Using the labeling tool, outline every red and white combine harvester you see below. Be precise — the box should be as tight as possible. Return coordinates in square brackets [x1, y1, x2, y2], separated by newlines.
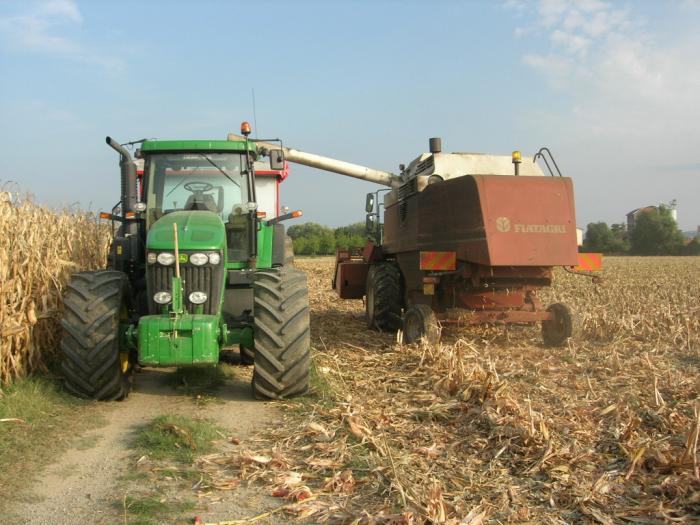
[226, 133, 602, 345]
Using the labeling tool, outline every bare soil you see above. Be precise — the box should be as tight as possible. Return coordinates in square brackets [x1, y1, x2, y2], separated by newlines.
[6, 366, 290, 524]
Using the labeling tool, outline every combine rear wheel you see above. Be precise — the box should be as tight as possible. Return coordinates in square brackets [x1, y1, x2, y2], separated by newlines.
[366, 262, 402, 331]
[252, 267, 310, 399]
[542, 302, 573, 347]
[403, 304, 441, 344]
[61, 270, 133, 400]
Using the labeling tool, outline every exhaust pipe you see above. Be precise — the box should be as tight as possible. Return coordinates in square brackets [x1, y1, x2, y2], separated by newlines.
[106, 136, 138, 233]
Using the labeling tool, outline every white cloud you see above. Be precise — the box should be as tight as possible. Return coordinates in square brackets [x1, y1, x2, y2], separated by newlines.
[551, 29, 590, 56]
[509, 0, 700, 228]
[0, 0, 124, 72]
[516, 1, 700, 143]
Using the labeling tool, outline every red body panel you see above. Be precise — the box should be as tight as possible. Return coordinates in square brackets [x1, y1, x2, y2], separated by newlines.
[332, 248, 369, 299]
[478, 176, 578, 266]
[383, 175, 578, 267]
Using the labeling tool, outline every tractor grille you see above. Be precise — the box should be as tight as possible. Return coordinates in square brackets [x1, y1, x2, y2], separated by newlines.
[147, 263, 223, 315]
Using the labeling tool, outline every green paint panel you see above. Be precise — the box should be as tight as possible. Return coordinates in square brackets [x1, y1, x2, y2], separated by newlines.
[141, 140, 257, 154]
[138, 314, 220, 366]
[147, 211, 226, 251]
[256, 223, 273, 268]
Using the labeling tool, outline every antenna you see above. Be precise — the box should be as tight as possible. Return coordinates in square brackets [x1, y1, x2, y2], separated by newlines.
[251, 88, 258, 138]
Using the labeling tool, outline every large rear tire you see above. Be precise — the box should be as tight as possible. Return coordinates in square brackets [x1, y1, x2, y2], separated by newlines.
[366, 262, 402, 331]
[252, 267, 310, 399]
[61, 270, 133, 401]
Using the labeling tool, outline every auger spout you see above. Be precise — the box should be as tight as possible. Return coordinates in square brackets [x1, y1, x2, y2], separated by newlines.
[227, 133, 402, 188]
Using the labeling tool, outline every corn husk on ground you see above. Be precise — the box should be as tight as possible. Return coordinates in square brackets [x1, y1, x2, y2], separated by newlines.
[0, 190, 110, 383]
[198, 257, 700, 524]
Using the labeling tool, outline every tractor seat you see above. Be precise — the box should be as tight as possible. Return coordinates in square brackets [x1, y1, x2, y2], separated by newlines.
[184, 193, 218, 212]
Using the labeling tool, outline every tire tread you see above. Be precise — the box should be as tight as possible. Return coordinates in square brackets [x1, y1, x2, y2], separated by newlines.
[252, 267, 310, 399]
[60, 270, 131, 401]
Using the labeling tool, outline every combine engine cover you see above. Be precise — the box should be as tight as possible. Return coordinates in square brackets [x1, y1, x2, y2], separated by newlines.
[383, 174, 578, 267]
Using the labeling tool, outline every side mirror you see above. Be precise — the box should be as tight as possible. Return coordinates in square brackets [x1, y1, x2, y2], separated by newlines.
[365, 213, 375, 235]
[269, 149, 285, 170]
[365, 193, 375, 213]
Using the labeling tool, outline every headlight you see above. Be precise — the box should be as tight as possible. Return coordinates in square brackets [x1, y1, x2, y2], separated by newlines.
[189, 252, 208, 266]
[208, 252, 221, 265]
[153, 291, 172, 304]
[157, 252, 175, 265]
[147, 252, 157, 264]
[189, 291, 208, 304]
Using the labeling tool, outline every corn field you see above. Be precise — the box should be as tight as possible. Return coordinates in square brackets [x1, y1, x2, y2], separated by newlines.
[1, 195, 698, 521]
[198, 256, 700, 523]
[0, 190, 110, 384]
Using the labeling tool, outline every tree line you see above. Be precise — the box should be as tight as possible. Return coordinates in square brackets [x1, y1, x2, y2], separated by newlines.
[289, 207, 700, 257]
[287, 222, 367, 256]
[583, 206, 699, 255]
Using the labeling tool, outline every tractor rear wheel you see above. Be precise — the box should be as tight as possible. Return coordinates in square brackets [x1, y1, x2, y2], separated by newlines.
[403, 304, 441, 344]
[366, 262, 402, 331]
[542, 302, 573, 347]
[252, 266, 310, 399]
[61, 270, 133, 400]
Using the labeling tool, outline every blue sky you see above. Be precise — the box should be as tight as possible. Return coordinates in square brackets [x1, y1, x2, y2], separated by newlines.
[1, 0, 699, 230]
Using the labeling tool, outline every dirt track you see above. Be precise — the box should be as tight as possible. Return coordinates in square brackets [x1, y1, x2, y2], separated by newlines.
[7, 367, 288, 525]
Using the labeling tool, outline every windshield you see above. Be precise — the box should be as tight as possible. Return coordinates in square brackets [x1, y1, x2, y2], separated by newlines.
[145, 153, 249, 225]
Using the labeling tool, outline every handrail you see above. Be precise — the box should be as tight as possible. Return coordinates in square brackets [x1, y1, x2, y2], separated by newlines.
[533, 147, 563, 177]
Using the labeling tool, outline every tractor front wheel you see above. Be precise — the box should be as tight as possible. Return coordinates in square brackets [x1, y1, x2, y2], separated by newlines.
[252, 267, 310, 399]
[239, 345, 254, 366]
[61, 270, 133, 400]
[402, 304, 441, 345]
[542, 302, 573, 347]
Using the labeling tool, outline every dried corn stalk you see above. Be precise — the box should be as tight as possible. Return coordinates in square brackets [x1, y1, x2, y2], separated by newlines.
[0, 190, 110, 383]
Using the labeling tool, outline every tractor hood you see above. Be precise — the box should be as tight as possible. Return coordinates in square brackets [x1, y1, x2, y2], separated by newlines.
[147, 211, 226, 251]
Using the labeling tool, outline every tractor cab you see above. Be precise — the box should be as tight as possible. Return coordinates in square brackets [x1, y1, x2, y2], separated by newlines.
[139, 141, 258, 266]
[143, 150, 250, 223]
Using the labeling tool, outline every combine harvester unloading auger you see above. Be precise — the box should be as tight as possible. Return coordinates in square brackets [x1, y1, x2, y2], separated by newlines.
[229, 131, 600, 346]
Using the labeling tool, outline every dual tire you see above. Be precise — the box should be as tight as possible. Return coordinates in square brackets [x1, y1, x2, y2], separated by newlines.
[365, 262, 440, 344]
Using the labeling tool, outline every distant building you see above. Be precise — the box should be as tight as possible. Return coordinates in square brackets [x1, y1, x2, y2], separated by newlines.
[626, 200, 678, 232]
[626, 206, 657, 232]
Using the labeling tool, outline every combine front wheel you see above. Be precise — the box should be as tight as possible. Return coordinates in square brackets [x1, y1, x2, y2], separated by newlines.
[61, 270, 133, 400]
[252, 267, 310, 399]
[366, 262, 402, 331]
[542, 302, 573, 347]
[402, 304, 441, 345]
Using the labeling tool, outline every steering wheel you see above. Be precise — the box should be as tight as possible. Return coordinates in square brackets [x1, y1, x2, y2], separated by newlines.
[184, 181, 214, 193]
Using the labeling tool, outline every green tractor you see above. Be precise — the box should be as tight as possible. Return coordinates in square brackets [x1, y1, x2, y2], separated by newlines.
[60, 123, 310, 400]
